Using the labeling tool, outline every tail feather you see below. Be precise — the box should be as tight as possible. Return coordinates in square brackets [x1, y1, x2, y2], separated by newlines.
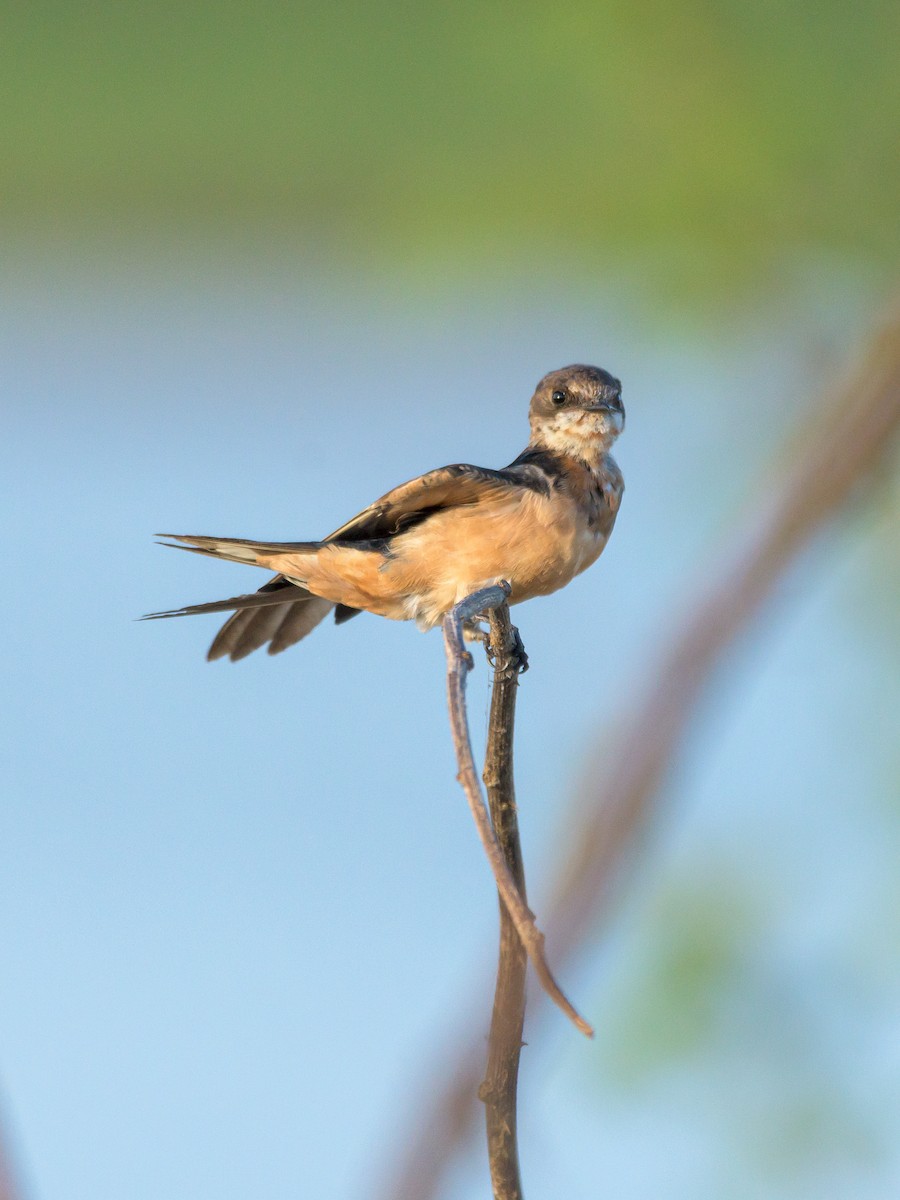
[157, 533, 321, 567]
[269, 597, 334, 655]
[150, 534, 335, 662]
[208, 595, 333, 661]
[142, 587, 305, 621]
[218, 605, 291, 662]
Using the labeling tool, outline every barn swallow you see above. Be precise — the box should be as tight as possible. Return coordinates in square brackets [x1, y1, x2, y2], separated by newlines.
[146, 364, 625, 661]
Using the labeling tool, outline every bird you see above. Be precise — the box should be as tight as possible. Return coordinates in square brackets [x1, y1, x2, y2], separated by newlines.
[145, 364, 625, 662]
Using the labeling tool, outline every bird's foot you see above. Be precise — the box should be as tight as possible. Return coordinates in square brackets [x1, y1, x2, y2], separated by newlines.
[507, 625, 529, 675]
[485, 622, 529, 677]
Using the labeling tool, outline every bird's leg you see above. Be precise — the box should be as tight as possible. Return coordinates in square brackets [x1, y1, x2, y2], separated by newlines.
[445, 585, 511, 674]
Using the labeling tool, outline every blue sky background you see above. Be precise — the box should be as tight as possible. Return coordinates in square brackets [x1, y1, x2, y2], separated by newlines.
[2, 248, 898, 1199]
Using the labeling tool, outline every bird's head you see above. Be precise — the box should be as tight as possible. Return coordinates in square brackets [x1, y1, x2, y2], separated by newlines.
[528, 364, 624, 460]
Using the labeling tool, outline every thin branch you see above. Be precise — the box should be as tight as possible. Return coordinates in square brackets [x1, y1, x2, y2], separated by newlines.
[379, 302, 900, 1200]
[479, 604, 528, 1200]
[442, 585, 592, 1038]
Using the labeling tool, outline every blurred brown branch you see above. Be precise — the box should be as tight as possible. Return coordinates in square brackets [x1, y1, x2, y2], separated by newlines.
[0, 1106, 25, 1200]
[382, 303, 900, 1200]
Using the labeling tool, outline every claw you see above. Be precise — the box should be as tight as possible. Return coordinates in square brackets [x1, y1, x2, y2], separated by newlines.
[510, 626, 529, 674]
[486, 623, 528, 678]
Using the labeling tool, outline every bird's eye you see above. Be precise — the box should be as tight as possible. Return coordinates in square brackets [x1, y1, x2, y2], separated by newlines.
[551, 390, 567, 406]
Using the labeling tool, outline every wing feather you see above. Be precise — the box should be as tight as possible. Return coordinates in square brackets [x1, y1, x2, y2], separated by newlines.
[325, 464, 524, 543]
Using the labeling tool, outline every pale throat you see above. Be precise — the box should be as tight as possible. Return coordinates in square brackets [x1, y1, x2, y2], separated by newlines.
[530, 411, 619, 466]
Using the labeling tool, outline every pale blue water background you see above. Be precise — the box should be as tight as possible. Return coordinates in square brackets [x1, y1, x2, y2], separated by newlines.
[1, 248, 898, 1198]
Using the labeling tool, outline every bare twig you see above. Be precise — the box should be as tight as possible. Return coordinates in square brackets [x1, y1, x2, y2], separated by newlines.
[380, 304, 900, 1200]
[479, 604, 528, 1200]
[442, 585, 593, 1038]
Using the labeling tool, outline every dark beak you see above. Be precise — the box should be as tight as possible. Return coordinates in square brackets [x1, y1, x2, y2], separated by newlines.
[589, 394, 623, 415]
[591, 381, 623, 413]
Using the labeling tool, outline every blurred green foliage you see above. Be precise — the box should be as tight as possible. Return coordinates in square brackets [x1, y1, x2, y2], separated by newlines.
[593, 876, 888, 1185]
[2, 1, 897, 293]
[596, 879, 758, 1084]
